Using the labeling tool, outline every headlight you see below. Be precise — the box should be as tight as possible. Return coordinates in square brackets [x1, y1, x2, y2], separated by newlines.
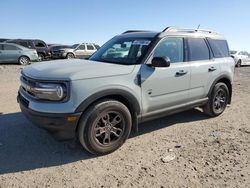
[34, 83, 67, 101]
[20, 74, 69, 102]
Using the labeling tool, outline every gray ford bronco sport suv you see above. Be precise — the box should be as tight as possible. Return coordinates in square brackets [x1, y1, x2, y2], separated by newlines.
[18, 27, 235, 155]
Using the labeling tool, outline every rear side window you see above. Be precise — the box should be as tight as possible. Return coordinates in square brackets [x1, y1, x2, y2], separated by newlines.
[187, 38, 210, 61]
[3, 44, 20, 50]
[207, 39, 229, 58]
[87, 44, 95, 50]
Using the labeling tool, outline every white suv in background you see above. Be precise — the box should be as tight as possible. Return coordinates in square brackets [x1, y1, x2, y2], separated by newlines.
[57, 43, 100, 59]
[230, 50, 250, 67]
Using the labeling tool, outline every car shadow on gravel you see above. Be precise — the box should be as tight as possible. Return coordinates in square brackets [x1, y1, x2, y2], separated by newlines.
[0, 112, 94, 175]
[0, 109, 208, 174]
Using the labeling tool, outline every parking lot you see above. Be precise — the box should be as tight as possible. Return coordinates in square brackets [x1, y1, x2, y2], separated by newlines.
[0, 64, 250, 187]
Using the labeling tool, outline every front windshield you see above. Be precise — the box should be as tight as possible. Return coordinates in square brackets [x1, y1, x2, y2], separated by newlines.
[89, 37, 152, 65]
[71, 44, 79, 49]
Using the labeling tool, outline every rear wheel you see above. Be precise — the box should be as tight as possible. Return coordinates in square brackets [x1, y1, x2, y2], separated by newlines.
[18, 56, 30, 65]
[78, 100, 132, 155]
[203, 83, 229, 117]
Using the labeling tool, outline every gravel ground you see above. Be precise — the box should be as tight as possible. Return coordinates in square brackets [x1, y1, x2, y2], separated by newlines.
[0, 64, 250, 188]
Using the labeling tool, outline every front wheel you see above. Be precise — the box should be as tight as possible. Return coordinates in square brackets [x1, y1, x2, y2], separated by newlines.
[66, 53, 75, 59]
[203, 82, 229, 117]
[236, 60, 241, 67]
[78, 100, 132, 155]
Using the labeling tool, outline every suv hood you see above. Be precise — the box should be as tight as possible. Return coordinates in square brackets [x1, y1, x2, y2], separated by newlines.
[62, 48, 74, 52]
[22, 59, 136, 81]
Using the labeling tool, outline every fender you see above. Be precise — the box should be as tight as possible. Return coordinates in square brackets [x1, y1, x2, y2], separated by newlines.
[207, 74, 232, 104]
[75, 88, 141, 115]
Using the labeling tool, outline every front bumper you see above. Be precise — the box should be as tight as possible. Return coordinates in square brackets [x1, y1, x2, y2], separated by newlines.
[17, 93, 82, 140]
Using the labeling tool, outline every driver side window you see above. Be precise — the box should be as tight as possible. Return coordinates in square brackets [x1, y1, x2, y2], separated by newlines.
[78, 45, 86, 50]
[153, 37, 184, 63]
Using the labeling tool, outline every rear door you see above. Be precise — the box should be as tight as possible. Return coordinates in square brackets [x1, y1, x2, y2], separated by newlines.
[86, 44, 96, 57]
[188, 38, 220, 100]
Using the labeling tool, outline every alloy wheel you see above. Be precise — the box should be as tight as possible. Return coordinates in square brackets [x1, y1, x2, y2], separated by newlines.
[94, 111, 125, 146]
[213, 88, 227, 113]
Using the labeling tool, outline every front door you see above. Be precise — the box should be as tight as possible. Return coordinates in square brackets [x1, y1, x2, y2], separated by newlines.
[141, 37, 190, 114]
[74, 44, 86, 59]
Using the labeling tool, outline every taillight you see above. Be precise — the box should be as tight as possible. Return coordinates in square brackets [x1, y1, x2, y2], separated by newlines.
[33, 51, 37, 55]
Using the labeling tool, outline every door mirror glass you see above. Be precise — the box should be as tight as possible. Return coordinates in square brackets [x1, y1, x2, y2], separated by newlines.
[151, 56, 170, 67]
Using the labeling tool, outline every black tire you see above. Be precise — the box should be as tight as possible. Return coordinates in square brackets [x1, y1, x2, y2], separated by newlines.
[236, 60, 241, 67]
[78, 100, 132, 155]
[66, 53, 75, 59]
[18, 56, 30, 65]
[38, 53, 44, 61]
[203, 82, 229, 117]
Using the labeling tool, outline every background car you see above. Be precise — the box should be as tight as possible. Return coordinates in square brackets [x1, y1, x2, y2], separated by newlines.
[5, 39, 51, 61]
[49, 44, 70, 59]
[230, 50, 250, 67]
[0, 38, 9, 42]
[0, 43, 39, 65]
[59, 43, 100, 59]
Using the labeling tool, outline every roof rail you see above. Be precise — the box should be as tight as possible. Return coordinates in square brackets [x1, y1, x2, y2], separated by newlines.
[162, 27, 219, 35]
[122, 30, 151, 34]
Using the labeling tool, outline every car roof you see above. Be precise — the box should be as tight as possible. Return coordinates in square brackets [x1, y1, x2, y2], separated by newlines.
[120, 31, 159, 38]
[0, 42, 29, 49]
[120, 27, 226, 40]
[6, 39, 46, 42]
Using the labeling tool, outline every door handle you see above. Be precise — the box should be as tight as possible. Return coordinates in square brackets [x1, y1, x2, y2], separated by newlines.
[208, 67, 217, 72]
[176, 70, 188, 76]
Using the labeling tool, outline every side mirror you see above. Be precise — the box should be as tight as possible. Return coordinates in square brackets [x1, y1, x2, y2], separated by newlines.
[151, 56, 170, 67]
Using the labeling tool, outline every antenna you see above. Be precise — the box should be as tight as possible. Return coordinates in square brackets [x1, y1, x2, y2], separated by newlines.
[197, 24, 201, 30]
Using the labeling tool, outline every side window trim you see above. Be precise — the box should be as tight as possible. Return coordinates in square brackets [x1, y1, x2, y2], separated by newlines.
[204, 38, 213, 59]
